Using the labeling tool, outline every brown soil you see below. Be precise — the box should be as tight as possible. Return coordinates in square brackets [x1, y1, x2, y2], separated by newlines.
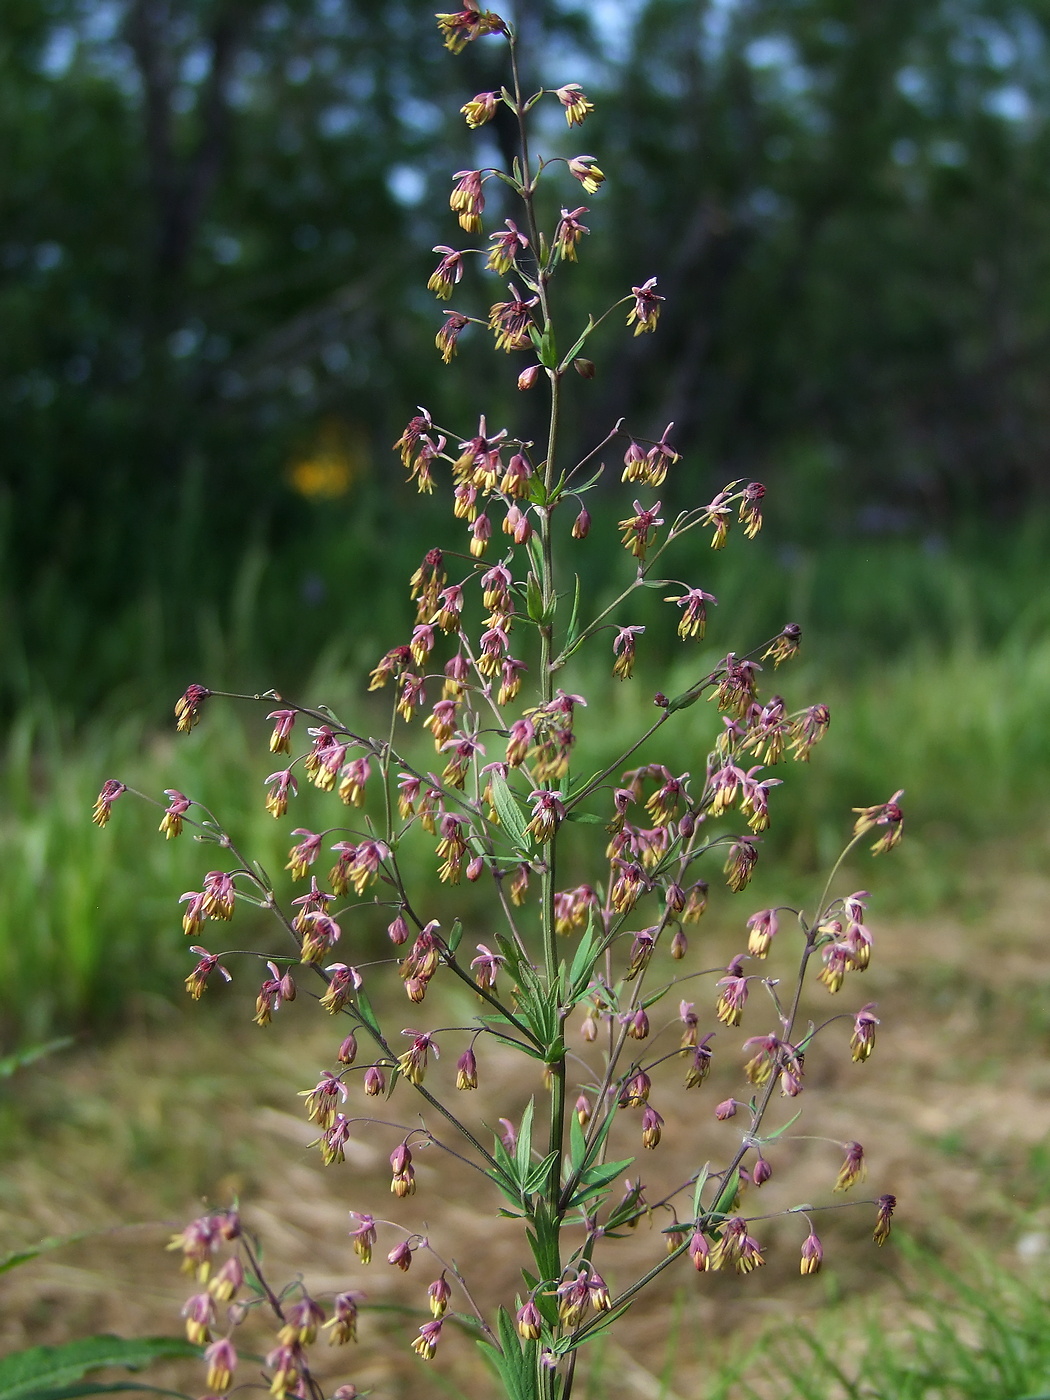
[3, 874, 1050, 1399]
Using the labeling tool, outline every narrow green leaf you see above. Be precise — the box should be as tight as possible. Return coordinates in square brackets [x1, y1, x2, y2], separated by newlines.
[691, 1164, 711, 1221]
[565, 574, 581, 649]
[523, 1151, 560, 1196]
[568, 924, 597, 1000]
[567, 1157, 635, 1207]
[353, 988, 382, 1040]
[525, 574, 545, 623]
[489, 773, 530, 852]
[665, 683, 705, 714]
[0, 1232, 99, 1278]
[516, 1099, 535, 1182]
[569, 1111, 587, 1172]
[762, 1109, 803, 1142]
[709, 1168, 740, 1222]
[0, 1338, 200, 1400]
[0, 1039, 73, 1081]
[446, 919, 464, 955]
[560, 315, 596, 367]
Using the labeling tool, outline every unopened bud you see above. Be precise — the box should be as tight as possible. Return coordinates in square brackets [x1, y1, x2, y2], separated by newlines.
[516, 1299, 542, 1341]
[364, 1065, 386, 1096]
[456, 1047, 478, 1090]
[428, 1274, 452, 1317]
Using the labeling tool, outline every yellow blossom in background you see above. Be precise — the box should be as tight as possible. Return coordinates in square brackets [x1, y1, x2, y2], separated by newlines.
[287, 417, 366, 499]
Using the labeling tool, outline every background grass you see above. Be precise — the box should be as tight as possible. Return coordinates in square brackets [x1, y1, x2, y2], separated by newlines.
[4, 517, 1050, 1048]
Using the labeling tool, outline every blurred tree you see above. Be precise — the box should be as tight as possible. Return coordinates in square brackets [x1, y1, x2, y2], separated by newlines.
[3, 0, 1050, 711]
[586, 0, 1050, 523]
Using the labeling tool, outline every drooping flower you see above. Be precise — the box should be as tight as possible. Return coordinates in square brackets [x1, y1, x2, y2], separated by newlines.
[92, 778, 126, 828]
[450, 168, 485, 231]
[486, 219, 528, 275]
[174, 683, 210, 732]
[852, 790, 905, 854]
[461, 89, 498, 128]
[554, 206, 589, 261]
[850, 1002, 880, 1061]
[489, 286, 538, 352]
[436, 310, 470, 363]
[618, 500, 663, 559]
[612, 625, 645, 680]
[428, 245, 465, 300]
[626, 277, 663, 335]
[568, 154, 605, 193]
[436, 3, 507, 54]
[159, 788, 191, 838]
[411, 1317, 445, 1360]
[554, 83, 594, 126]
[834, 1140, 866, 1192]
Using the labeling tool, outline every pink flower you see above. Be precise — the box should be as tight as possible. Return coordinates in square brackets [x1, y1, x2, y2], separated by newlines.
[286, 829, 322, 879]
[568, 154, 605, 193]
[486, 219, 529, 275]
[461, 90, 498, 128]
[267, 708, 296, 754]
[92, 778, 126, 828]
[450, 168, 485, 232]
[436, 310, 470, 363]
[618, 500, 663, 558]
[159, 789, 191, 838]
[626, 276, 663, 335]
[554, 206, 589, 261]
[488, 285, 538, 351]
[436, 4, 508, 54]
[428, 246, 465, 300]
[554, 83, 594, 126]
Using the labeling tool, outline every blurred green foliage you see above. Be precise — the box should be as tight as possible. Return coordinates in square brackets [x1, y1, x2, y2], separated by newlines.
[5, 0, 1050, 713]
[4, 523, 1050, 1049]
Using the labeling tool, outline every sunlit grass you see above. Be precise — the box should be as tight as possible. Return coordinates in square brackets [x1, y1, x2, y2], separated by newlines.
[4, 523, 1050, 1047]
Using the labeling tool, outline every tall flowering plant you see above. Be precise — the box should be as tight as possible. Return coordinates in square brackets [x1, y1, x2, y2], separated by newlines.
[96, 6, 901, 1399]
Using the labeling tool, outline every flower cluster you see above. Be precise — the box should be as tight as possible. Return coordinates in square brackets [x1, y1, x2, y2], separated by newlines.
[98, 10, 901, 1399]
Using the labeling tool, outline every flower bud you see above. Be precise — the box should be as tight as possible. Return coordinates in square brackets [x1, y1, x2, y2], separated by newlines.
[456, 1048, 478, 1090]
[800, 1231, 823, 1274]
[388, 1240, 413, 1270]
[428, 1274, 452, 1317]
[364, 1065, 386, 1096]
[516, 1299, 542, 1341]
